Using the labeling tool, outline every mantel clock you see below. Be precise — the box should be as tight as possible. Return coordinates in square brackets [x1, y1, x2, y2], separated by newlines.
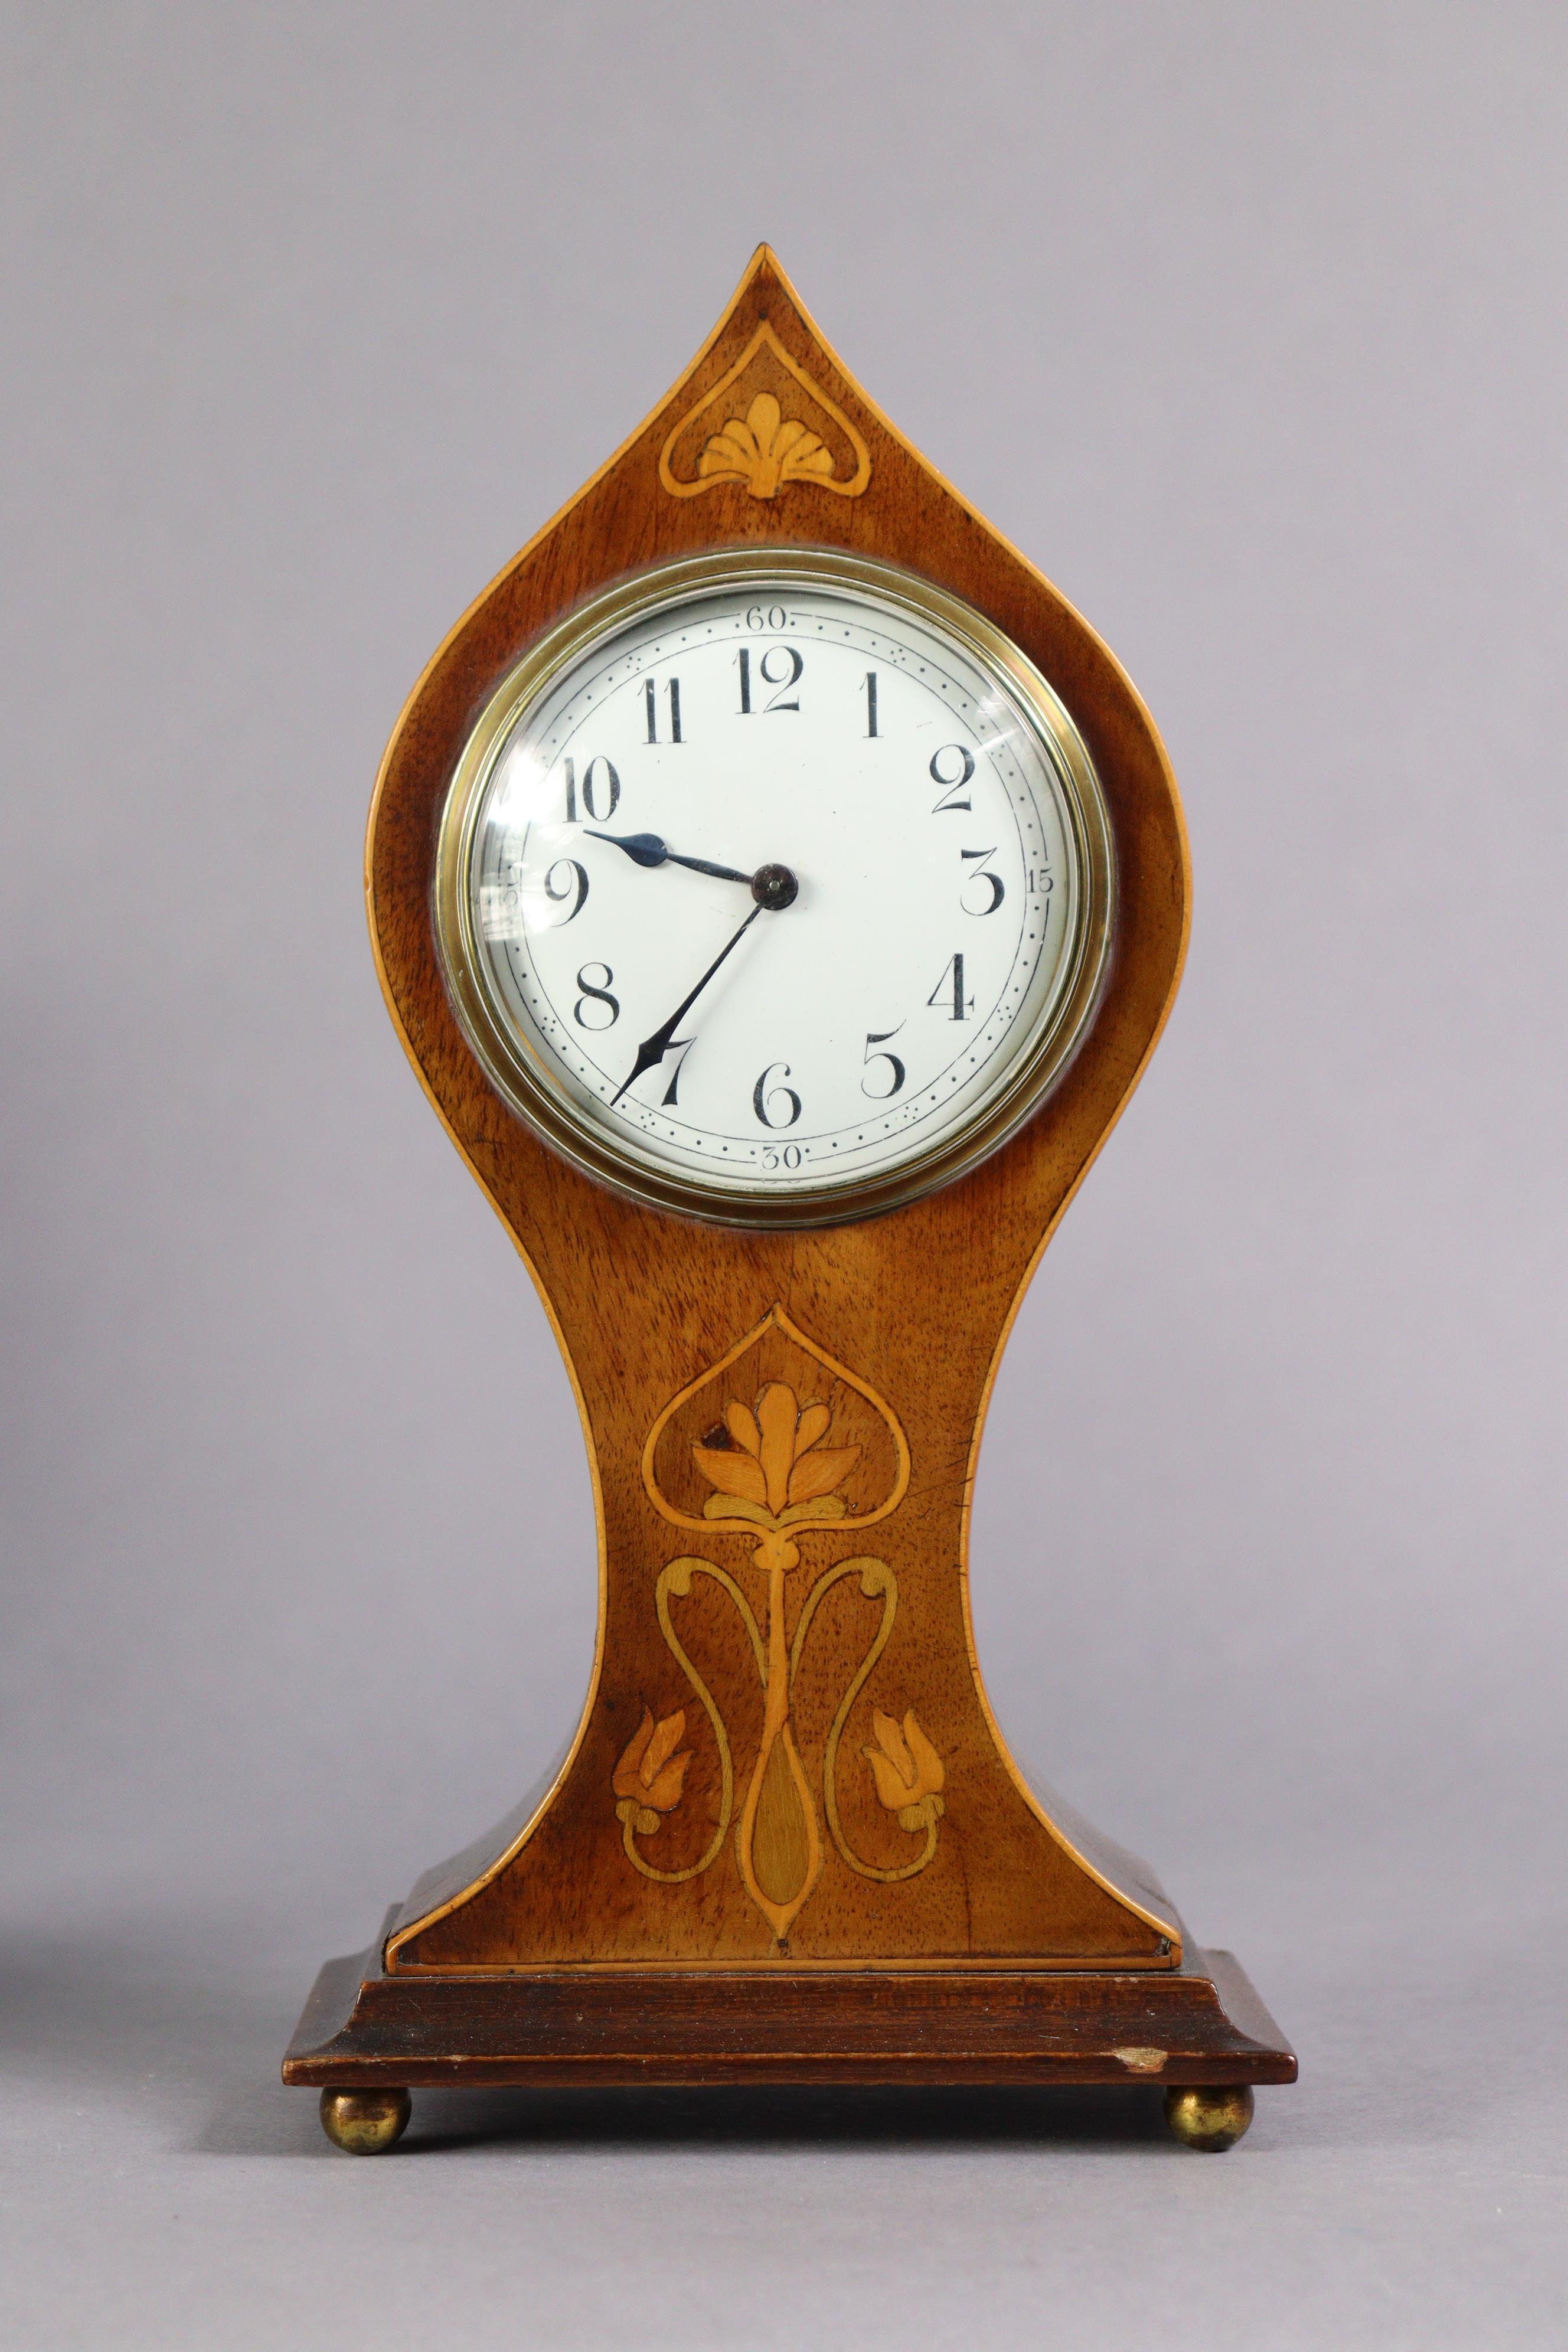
[284, 251, 1295, 2154]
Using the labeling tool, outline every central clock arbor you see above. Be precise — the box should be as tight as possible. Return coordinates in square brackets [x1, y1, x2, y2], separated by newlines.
[284, 248, 1295, 2153]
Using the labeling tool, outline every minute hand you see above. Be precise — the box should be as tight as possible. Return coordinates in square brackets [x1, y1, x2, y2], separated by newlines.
[610, 903, 763, 1107]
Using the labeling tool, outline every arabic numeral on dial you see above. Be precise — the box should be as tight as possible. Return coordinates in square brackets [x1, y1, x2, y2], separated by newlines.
[929, 744, 975, 813]
[744, 604, 789, 631]
[737, 645, 803, 715]
[660, 1040, 694, 1107]
[644, 677, 682, 743]
[544, 858, 589, 922]
[582, 757, 620, 820]
[761, 646, 803, 711]
[573, 962, 619, 1030]
[562, 756, 620, 823]
[1028, 867, 1055, 897]
[960, 847, 1005, 914]
[927, 953, 974, 1021]
[861, 1026, 906, 1098]
[762, 1142, 803, 1170]
[863, 670, 879, 737]
[752, 1060, 802, 1128]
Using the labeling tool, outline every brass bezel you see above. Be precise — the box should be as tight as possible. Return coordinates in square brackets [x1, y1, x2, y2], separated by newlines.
[433, 547, 1116, 1229]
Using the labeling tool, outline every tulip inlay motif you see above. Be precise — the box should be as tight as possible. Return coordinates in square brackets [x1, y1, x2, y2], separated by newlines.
[619, 1308, 946, 1947]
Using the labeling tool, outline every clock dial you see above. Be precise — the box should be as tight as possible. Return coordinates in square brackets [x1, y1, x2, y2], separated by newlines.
[436, 551, 1112, 1221]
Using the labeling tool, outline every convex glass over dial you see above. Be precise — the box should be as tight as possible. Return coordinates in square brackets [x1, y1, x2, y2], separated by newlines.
[434, 549, 1113, 1224]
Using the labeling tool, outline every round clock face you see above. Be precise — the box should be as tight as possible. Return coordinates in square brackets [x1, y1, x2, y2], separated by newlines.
[435, 550, 1113, 1224]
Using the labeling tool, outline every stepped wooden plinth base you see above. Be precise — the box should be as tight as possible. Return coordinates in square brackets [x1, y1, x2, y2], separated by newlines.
[284, 1913, 1295, 2106]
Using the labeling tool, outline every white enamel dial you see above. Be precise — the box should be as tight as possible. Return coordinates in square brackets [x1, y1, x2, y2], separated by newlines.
[437, 552, 1112, 1223]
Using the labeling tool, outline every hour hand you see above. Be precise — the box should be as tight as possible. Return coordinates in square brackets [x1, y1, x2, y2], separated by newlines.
[586, 829, 754, 887]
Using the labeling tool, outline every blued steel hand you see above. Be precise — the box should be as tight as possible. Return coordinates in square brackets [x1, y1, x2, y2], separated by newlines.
[610, 903, 764, 1106]
[587, 829, 753, 887]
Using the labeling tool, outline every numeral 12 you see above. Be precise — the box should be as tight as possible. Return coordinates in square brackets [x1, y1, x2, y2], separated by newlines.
[737, 646, 803, 715]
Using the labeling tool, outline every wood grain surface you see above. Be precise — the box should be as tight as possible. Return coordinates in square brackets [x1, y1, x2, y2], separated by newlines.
[283, 1917, 1297, 2090]
[365, 249, 1193, 1976]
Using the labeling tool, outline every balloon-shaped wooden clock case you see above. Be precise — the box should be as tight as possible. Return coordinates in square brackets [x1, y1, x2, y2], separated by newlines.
[284, 251, 1294, 2154]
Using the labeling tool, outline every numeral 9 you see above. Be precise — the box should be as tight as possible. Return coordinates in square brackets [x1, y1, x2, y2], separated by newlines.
[544, 858, 589, 922]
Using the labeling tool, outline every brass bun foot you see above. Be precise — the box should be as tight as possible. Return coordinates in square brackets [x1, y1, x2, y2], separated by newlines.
[319, 2086, 411, 2155]
[1164, 2083, 1254, 2152]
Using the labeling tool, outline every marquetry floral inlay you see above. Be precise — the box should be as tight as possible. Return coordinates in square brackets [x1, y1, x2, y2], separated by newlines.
[656, 322, 872, 501]
[696, 393, 837, 499]
[694, 1381, 860, 1524]
[616, 1309, 946, 1946]
[613, 1707, 694, 1835]
[864, 1708, 946, 1833]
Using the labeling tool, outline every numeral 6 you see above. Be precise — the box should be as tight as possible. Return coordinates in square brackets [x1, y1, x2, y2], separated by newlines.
[752, 1061, 802, 1129]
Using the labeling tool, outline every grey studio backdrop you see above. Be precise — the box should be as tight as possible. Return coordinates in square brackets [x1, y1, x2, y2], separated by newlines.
[3, 4, 1564, 2346]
